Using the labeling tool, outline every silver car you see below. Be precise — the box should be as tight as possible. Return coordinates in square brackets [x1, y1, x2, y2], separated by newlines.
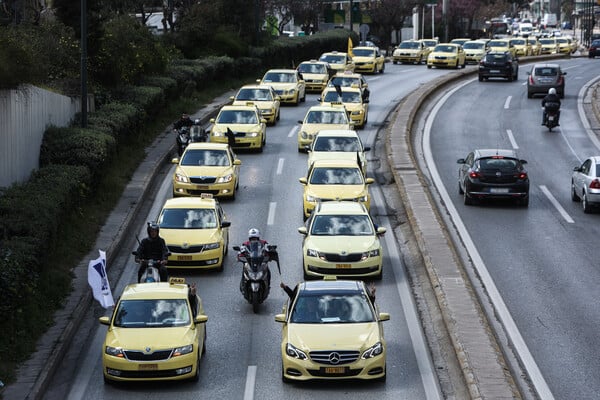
[571, 156, 600, 213]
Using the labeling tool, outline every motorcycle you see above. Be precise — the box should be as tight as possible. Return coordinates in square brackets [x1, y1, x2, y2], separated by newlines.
[189, 119, 209, 143]
[543, 107, 560, 131]
[132, 251, 169, 283]
[175, 126, 191, 156]
[233, 242, 280, 313]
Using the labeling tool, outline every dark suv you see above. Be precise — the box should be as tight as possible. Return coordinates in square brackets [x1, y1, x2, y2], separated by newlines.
[478, 51, 518, 82]
[457, 149, 530, 207]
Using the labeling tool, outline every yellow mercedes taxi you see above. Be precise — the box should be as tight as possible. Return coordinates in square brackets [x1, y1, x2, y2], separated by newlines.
[158, 195, 230, 271]
[275, 277, 390, 382]
[209, 104, 266, 152]
[171, 142, 241, 199]
[351, 46, 385, 74]
[297, 104, 353, 152]
[306, 129, 370, 173]
[99, 278, 208, 383]
[318, 51, 355, 73]
[427, 43, 466, 69]
[319, 86, 368, 129]
[462, 40, 487, 64]
[509, 37, 531, 56]
[297, 60, 332, 92]
[299, 159, 374, 220]
[298, 201, 386, 279]
[258, 69, 306, 105]
[392, 40, 431, 64]
[230, 85, 280, 125]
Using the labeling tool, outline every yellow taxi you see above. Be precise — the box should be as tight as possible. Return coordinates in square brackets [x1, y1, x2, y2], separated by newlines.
[392, 40, 431, 64]
[209, 104, 266, 152]
[421, 38, 439, 52]
[462, 40, 487, 64]
[306, 129, 370, 173]
[450, 38, 470, 47]
[427, 43, 466, 69]
[487, 39, 516, 57]
[171, 142, 241, 199]
[509, 38, 531, 56]
[318, 51, 355, 73]
[158, 195, 230, 271]
[100, 279, 208, 383]
[556, 37, 574, 54]
[538, 37, 559, 54]
[326, 71, 370, 101]
[528, 38, 541, 55]
[297, 60, 332, 92]
[351, 46, 385, 74]
[258, 69, 306, 105]
[275, 278, 390, 382]
[297, 104, 353, 152]
[297, 201, 386, 279]
[299, 159, 374, 220]
[319, 86, 368, 129]
[230, 84, 280, 125]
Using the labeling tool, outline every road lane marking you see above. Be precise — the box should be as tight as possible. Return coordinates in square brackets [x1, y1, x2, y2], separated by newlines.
[506, 129, 519, 149]
[539, 185, 575, 223]
[276, 158, 284, 175]
[267, 202, 276, 225]
[288, 125, 299, 138]
[504, 96, 512, 109]
[243, 365, 257, 400]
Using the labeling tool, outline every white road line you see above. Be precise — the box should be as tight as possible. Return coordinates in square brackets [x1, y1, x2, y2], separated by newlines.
[539, 185, 575, 223]
[243, 365, 257, 400]
[506, 129, 519, 149]
[267, 202, 276, 225]
[288, 125, 299, 138]
[504, 96, 512, 109]
[276, 158, 284, 175]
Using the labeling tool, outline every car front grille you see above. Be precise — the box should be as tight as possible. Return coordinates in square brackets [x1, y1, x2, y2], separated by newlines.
[322, 252, 363, 262]
[309, 350, 360, 365]
[169, 245, 205, 253]
[190, 176, 217, 184]
[124, 349, 173, 361]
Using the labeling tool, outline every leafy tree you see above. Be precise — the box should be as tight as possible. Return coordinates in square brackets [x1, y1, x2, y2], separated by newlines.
[264, 0, 295, 34]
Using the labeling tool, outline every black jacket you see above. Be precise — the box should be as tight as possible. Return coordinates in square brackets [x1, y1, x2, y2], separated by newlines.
[136, 236, 169, 261]
[174, 117, 194, 130]
[542, 94, 561, 110]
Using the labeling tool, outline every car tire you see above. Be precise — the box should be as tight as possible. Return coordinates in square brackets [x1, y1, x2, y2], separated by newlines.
[508, 73, 513, 82]
[582, 193, 592, 213]
[478, 75, 483, 82]
[376, 366, 387, 383]
[458, 182, 464, 194]
[393, 60, 398, 64]
[380, 63, 385, 73]
[301, 91, 306, 102]
[527, 91, 533, 99]
[571, 182, 580, 201]
[519, 196, 529, 207]
[463, 188, 473, 205]
[514, 70, 518, 80]
[190, 353, 201, 382]
[427, 65, 432, 69]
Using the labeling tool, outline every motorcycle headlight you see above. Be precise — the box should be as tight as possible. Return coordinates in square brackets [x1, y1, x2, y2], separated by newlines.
[216, 174, 233, 183]
[286, 343, 308, 360]
[172, 344, 193, 357]
[204, 242, 220, 250]
[248, 270, 264, 280]
[105, 346, 124, 357]
[361, 342, 383, 359]
[175, 173, 189, 183]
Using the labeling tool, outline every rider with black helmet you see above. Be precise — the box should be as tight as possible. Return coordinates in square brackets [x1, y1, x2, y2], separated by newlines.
[135, 222, 169, 282]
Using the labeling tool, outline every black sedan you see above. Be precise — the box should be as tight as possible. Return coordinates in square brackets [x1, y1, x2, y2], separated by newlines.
[589, 39, 600, 58]
[457, 149, 530, 206]
[478, 51, 518, 82]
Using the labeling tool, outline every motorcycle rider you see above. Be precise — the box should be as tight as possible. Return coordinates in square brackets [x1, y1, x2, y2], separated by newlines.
[239, 228, 272, 289]
[134, 222, 169, 282]
[174, 112, 194, 130]
[174, 113, 195, 156]
[541, 88, 561, 126]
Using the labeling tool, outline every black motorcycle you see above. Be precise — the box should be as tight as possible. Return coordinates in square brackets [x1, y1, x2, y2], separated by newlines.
[543, 108, 559, 131]
[189, 120, 209, 143]
[175, 126, 191, 156]
[233, 242, 279, 313]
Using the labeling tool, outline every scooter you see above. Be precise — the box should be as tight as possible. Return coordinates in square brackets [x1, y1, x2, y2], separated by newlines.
[175, 126, 191, 156]
[543, 107, 560, 131]
[233, 242, 279, 313]
[132, 251, 163, 283]
[189, 120, 209, 143]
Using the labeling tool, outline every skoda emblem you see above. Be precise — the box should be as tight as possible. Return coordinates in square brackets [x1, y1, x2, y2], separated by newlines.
[329, 352, 341, 364]
[340, 251, 347, 256]
[182, 243, 189, 249]
[145, 347, 152, 353]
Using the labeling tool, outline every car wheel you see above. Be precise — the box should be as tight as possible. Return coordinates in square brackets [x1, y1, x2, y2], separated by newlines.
[301, 91, 306, 102]
[374, 268, 383, 280]
[427, 65, 432, 69]
[519, 196, 529, 207]
[571, 182, 580, 201]
[393, 60, 398, 64]
[380, 63, 385, 73]
[463, 188, 473, 205]
[190, 351, 200, 382]
[527, 91, 533, 99]
[458, 181, 464, 194]
[276, 110, 280, 121]
[582, 193, 592, 213]
[375, 366, 387, 383]
[514, 71, 518, 80]
[508, 73, 513, 82]
[478, 75, 483, 82]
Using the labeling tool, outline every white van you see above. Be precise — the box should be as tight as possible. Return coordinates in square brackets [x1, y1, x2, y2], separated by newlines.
[543, 13, 558, 29]
[518, 23, 533, 37]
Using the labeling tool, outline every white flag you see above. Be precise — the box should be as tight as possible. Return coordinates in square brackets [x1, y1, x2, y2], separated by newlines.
[88, 250, 115, 308]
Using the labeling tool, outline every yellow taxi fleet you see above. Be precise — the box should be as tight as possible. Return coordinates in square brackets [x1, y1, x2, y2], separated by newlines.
[306, 129, 370, 173]
[319, 86, 368, 128]
[158, 194, 230, 271]
[100, 279, 208, 383]
[209, 104, 266, 152]
[350, 46, 385, 74]
[297, 104, 353, 151]
[171, 142, 241, 199]
[258, 69, 306, 105]
[275, 278, 390, 382]
[230, 84, 280, 125]
[392, 40, 430, 64]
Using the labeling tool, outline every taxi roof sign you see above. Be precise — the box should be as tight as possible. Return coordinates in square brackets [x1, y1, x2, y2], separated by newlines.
[169, 277, 186, 284]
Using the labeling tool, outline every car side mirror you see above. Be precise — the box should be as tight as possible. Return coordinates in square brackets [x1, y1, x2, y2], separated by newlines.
[573, 166, 581, 172]
[299, 177, 308, 185]
[232, 245, 241, 251]
[171, 158, 180, 164]
[221, 221, 231, 228]
[520, 159, 528, 164]
[457, 158, 466, 164]
[298, 227, 308, 235]
[298, 120, 303, 124]
[99, 316, 110, 326]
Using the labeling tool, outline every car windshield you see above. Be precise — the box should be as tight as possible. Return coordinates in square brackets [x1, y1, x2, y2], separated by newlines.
[236, 88, 272, 101]
[433, 45, 456, 53]
[329, 77, 360, 88]
[309, 167, 363, 184]
[489, 41, 508, 47]
[511, 39, 525, 45]
[352, 48, 375, 57]
[320, 54, 346, 64]
[159, 208, 218, 229]
[485, 54, 508, 62]
[181, 149, 230, 166]
[323, 90, 361, 103]
[539, 39, 555, 44]
[290, 293, 375, 324]
[399, 41, 420, 49]
[216, 110, 258, 124]
[463, 42, 484, 49]
[313, 137, 361, 152]
[263, 72, 296, 83]
[298, 63, 327, 74]
[533, 67, 558, 76]
[305, 110, 348, 124]
[478, 157, 519, 171]
[309, 214, 374, 236]
[113, 299, 191, 328]
[422, 40, 437, 47]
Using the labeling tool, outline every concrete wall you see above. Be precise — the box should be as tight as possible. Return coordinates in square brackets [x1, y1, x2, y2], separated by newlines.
[0, 85, 83, 188]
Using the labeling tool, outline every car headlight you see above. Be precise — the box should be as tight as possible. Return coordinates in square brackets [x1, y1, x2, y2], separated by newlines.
[105, 346, 124, 357]
[212, 130, 225, 137]
[260, 109, 270, 114]
[216, 173, 233, 183]
[306, 194, 317, 202]
[204, 242, 220, 250]
[361, 342, 383, 359]
[285, 89, 296, 95]
[300, 131, 309, 139]
[172, 344, 193, 357]
[306, 248, 320, 258]
[357, 194, 369, 202]
[351, 110, 363, 116]
[175, 173, 189, 183]
[247, 130, 260, 137]
[361, 249, 380, 260]
[286, 343, 308, 360]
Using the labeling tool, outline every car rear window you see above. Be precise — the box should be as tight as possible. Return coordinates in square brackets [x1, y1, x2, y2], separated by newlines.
[479, 157, 518, 170]
[534, 67, 557, 76]
[485, 53, 508, 62]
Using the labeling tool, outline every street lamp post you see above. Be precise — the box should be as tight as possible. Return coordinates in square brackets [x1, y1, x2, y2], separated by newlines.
[80, 0, 87, 128]
[431, 4, 436, 38]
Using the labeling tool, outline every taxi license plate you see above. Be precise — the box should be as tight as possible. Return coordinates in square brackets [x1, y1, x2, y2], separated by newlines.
[336, 264, 351, 269]
[139, 364, 158, 370]
[324, 366, 346, 374]
[490, 188, 509, 193]
[177, 255, 193, 261]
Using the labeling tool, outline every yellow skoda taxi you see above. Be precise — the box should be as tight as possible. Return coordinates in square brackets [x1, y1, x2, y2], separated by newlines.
[297, 60, 332, 92]
[258, 69, 306, 105]
[538, 38, 559, 54]
[171, 142, 241, 199]
[462, 40, 487, 63]
[528, 38, 541, 55]
[297, 104, 352, 152]
[299, 159, 374, 220]
[509, 38, 531, 56]
[487, 39, 516, 57]
[427, 43, 466, 69]
[326, 71, 370, 101]
[158, 195, 230, 271]
[306, 129, 370, 173]
[230, 85, 280, 125]
[319, 51, 355, 73]
[319, 86, 368, 129]
[392, 40, 430, 64]
[298, 201, 386, 279]
[351, 46, 385, 74]
[209, 104, 266, 152]
[275, 278, 390, 382]
[100, 279, 208, 383]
